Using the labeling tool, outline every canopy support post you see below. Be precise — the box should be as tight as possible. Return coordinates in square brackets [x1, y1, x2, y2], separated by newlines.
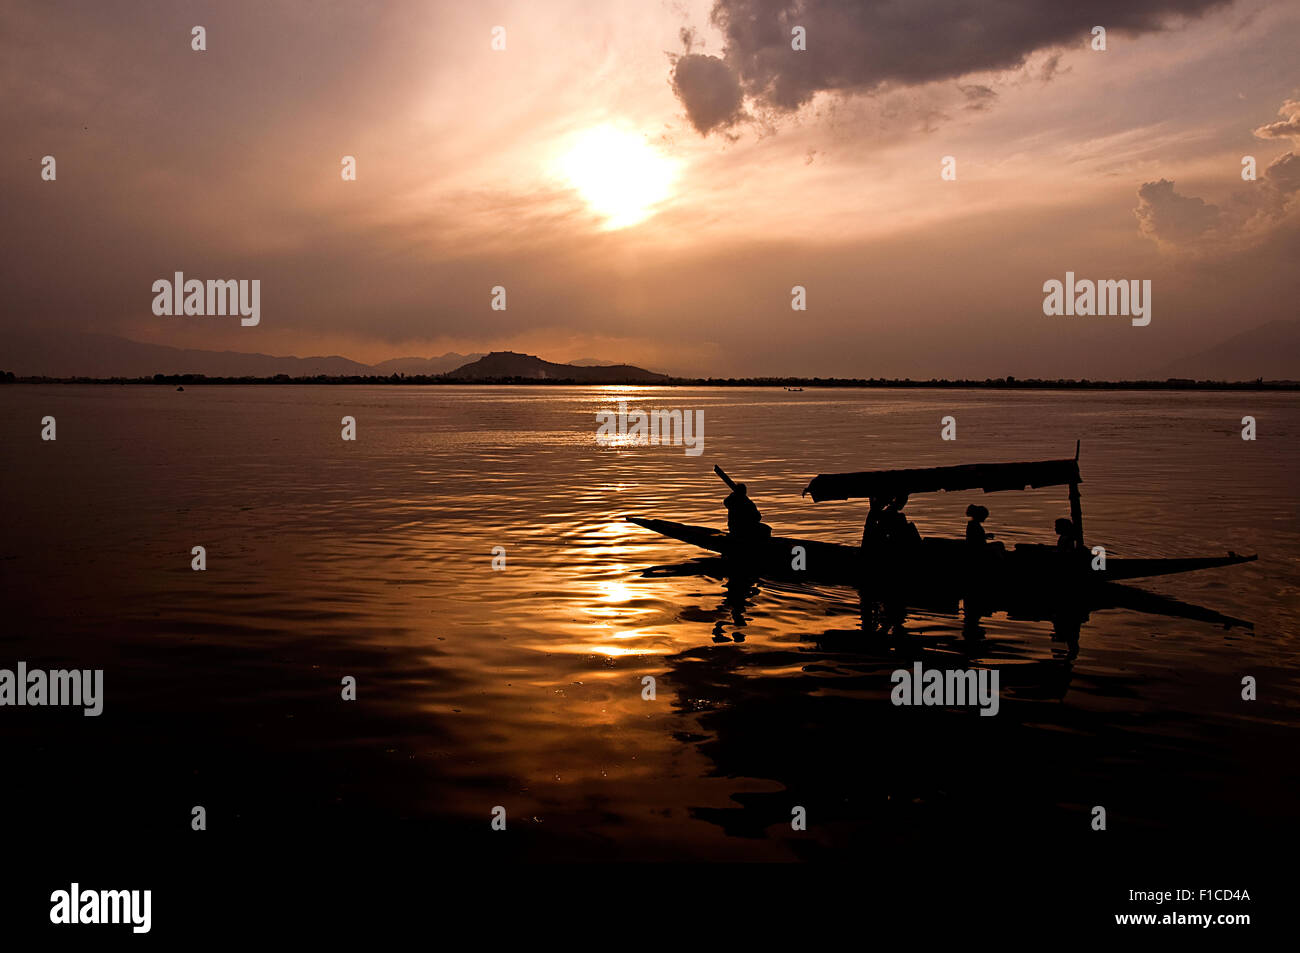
[1069, 481, 1084, 550]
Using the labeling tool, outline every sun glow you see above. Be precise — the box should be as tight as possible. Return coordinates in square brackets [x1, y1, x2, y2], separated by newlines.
[558, 125, 678, 229]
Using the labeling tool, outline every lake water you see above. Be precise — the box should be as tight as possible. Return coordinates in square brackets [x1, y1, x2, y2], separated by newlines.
[2, 384, 1297, 864]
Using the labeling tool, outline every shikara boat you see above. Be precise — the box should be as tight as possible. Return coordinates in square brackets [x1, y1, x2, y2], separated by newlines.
[627, 449, 1257, 595]
[625, 516, 1254, 586]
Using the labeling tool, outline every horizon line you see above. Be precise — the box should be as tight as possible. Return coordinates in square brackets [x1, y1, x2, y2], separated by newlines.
[5, 374, 1297, 391]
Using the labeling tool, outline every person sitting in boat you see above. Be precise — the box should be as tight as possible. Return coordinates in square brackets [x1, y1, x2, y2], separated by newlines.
[725, 483, 771, 541]
[861, 496, 887, 550]
[965, 504, 1004, 557]
[1055, 517, 1077, 551]
[900, 496, 923, 548]
[965, 504, 992, 546]
[883, 494, 922, 551]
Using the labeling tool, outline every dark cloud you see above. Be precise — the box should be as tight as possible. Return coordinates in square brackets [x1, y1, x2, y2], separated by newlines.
[674, 0, 1229, 134]
[1134, 179, 1220, 243]
[670, 53, 745, 134]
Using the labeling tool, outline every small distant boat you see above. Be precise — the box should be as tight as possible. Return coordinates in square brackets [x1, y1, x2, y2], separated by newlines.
[784, 386, 803, 391]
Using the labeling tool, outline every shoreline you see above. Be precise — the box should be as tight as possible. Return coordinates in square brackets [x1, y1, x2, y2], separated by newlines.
[4, 376, 1299, 391]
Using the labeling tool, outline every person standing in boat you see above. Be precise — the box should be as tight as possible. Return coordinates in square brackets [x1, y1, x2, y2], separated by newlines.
[724, 483, 771, 541]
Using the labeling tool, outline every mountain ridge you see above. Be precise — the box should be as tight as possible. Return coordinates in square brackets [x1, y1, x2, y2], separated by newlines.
[1155, 319, 1300, 381]
[2, 322, 1295, 381]
[0, 332, 666, 381]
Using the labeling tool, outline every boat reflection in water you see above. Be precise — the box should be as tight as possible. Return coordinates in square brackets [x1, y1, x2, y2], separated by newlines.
[633, 554, 1254, 851]
[642, 553, 1250, 654]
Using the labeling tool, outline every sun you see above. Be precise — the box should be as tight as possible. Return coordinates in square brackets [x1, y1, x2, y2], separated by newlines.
[557, 124, 678, 229]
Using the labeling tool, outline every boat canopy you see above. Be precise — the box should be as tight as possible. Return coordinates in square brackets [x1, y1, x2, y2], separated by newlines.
[803, 458, 1082, 503]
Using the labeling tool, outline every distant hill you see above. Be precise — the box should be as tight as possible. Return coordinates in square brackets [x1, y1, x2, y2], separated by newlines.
[567, 357, 616, 366]
[370, 353, 484, 375]
[1157, 319, 1300, 381]
[446, 351, 668, 382]
[0, 331, 372, 378]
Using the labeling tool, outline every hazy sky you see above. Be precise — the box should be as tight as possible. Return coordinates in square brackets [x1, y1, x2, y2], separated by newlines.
[3, 0, 1298, 377]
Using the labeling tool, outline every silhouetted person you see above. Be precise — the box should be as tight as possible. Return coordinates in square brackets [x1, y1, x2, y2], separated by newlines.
[725, 483, 770, 542]
[882, 494, 921, 552]
[861, 496, 887, 550]
[1055, 517, 1077, 552]
[965, 504, 992, 546]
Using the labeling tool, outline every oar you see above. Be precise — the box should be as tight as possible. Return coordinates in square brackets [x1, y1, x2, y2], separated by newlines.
[714, 465, 739, 492]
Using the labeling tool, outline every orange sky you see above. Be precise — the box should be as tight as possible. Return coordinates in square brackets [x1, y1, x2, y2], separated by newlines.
[3, 0, 1298, 377]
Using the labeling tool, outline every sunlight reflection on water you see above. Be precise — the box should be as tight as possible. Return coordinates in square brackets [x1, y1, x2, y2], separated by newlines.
[2, 384, 1297, 859]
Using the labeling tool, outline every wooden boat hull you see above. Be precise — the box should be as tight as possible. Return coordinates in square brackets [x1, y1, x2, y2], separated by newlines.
[625, 517, 1257, 587]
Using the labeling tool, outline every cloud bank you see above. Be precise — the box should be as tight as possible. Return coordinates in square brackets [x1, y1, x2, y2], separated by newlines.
[1135, 98, 1300, 249]
[672, 0, 1230, 134]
